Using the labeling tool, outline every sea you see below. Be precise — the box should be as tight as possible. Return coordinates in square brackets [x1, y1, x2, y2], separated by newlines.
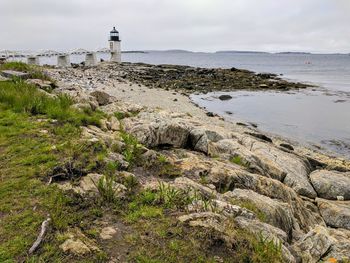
[8, 51, 350, 158]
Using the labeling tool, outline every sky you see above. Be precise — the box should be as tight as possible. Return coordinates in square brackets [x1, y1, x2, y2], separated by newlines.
[0, 0, 349, 53]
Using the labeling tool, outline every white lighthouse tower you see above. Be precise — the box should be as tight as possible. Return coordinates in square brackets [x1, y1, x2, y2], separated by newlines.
[109, 27, 121, 63]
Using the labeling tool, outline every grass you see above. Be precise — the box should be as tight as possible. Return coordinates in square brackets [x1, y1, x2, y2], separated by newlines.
[0, 80, 104, 127]
[120, 131, 142, 166]
[114, 111, 139, 121]
[230, 155, 249, 168]
[0, 109, 105, 261]
[0, 61, 53, 82]
[0, 76, 108, 261]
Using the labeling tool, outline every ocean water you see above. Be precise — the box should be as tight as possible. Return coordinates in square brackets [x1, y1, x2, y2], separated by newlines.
[8, 51, 350, 157]
[122, 52, 350, 157]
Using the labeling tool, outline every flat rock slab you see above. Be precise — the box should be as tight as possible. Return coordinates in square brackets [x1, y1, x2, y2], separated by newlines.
[310, 170, 350, 200]
[316, 198, 350, 230]
[1, 70, 30, 79]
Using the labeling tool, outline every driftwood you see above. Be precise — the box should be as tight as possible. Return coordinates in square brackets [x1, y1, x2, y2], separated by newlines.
[28, 217, 51, 254]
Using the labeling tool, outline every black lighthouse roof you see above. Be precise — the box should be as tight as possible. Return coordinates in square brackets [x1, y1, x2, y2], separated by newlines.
[109, 27, 120, 41]
[110, 27, 119, 34]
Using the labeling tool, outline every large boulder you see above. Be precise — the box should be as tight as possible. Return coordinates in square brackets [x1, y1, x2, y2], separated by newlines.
[317, 198, 350, 230]
[291, 225, 334, 263]
[90, 90, 114, 106]
[127, 119, 190, 148]
[224, 189, 294, 237]
[157, 120, 190, 147]
[238, 135, 316, 198]
[310, 170, 350, 200]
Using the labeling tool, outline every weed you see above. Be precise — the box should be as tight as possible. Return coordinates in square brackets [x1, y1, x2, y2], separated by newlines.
[120, 131, 142, 166]
[230, 155, 249, 168]
[156, 182, 194, 210]
[93, 175, 119, 203]
[157, 154, 168, 164]
[114, 111, 127, 120]
[252, 234, 283, 263]
[122, 174, 139, 191]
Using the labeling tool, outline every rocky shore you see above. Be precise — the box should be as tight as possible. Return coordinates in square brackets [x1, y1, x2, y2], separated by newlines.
[41, 62, 350, 262]
[2, 61, 349, 262]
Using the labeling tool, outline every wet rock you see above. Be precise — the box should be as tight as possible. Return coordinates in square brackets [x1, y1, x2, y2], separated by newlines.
[257, 73, 276, 79]
[246, 132, 273, 143]
[316, 198, 350, 230]
[218, 94, 233, 101]
[310, 170, 350, 200]
[206, 112, 215, 117]
[292, 225, 334, 263]
[280, 143, 294, 151]
[259, 84, 269, 89]
[236, 122, 248, 127]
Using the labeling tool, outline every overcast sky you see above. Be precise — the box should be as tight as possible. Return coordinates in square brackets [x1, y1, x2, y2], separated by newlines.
[1, 0, 349, 53]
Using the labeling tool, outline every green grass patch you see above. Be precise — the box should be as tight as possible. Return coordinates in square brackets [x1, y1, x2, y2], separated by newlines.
[120, 131, 143, 166]
[230, 155, 250, 168]
[0, 81, 107, 261]
[0, 80, 104, 127]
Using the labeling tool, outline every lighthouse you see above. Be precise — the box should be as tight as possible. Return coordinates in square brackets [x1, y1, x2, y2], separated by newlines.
[109, 27, 121, 63]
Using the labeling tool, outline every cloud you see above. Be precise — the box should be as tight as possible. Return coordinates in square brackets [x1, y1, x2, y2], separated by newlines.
[0, 0, 349, 52]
